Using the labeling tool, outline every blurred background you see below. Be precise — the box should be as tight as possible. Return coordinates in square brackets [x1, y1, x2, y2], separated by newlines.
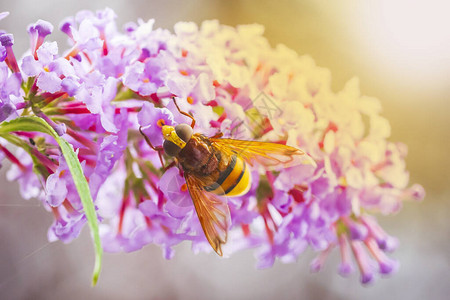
[0, 0, 449, 299]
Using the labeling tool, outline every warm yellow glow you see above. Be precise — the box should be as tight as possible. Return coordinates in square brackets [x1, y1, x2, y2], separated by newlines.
[358, 0, 450, 85]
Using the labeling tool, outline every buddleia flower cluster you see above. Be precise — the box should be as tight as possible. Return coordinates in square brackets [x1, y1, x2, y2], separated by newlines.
[0, 8, 424, 284]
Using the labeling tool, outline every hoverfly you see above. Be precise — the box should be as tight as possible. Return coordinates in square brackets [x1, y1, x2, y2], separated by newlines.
[139, 98, 312, 256]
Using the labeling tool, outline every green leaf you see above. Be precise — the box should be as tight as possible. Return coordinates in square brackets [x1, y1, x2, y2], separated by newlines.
[0, 116, 103, 285]
[57, 134, 102, 286]
[0, 116, 54, 135]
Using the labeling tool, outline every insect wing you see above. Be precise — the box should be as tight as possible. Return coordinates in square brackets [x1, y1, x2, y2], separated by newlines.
[210, 138, 315, 169]
[184, 172, 230, 256]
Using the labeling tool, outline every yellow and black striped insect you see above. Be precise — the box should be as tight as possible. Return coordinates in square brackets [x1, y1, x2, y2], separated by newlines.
[140, 99, 310, 256]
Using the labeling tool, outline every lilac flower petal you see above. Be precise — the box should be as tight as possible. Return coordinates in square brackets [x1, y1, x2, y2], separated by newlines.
[90, 113, 127, 200]
[345, 218, 369, 241]
[21, 55, 42, 76]
[0, 46, 6, 62]
[74, 19, 102, 51]
[27, 19, 54, 37]
[3, 72, 22, 97]
[138, 102, 175, 146]
[381, 235, 399, 252]
[122, 62, 145, 91]
[338, 262, 354, 276]
[138, 200, 159, 217]
[49, 57, 75, 76]
[37, 71, 62, 93]
[6, 149, 42, 200]
[255, 245, 276, 269]
[165, 200, 193, 219]
[191, 73, 215, 102]
[166, 73, 196, 99]
[271, 189, 291, 213]
[0, 102, 15, 122]
[159, 168, 193, 218]
[361, 272, 374, 285]
[309, 257, 323, 273]
[36, 41, 58, 62]
[406, 183, 425, 201]
[46, 173, 68, 206]
[61, 76, 80, 96]
[0, 33, 14, 47]
[0, 12, 9, 21]
[49, 213, 87, 243]
[379, 258, 399, 275]
[59, 17, 75, 37]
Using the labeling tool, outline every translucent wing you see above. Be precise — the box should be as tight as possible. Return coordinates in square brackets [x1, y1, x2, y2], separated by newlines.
[210, 138, 315, 169]
[184, 172, 230, 256]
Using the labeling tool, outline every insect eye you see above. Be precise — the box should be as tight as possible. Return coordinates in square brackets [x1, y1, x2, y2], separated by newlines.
[175, 124, 193, 143]
[163, 140, 181, 157]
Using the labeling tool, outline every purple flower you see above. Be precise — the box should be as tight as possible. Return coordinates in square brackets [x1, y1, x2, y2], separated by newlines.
[123, 51, 177, 96]
[100, 206, 150, 253]
[137, 102, 175, 146]
[337, 234, 355, 276]
[0, 33, 20, 72]
[96, 168, 155, 253]
[131, 19, 172, 55]
[0, 102, 15, 122]
[87, 8, 117, 34]
[75, 73, 118, 133]
[159, 167, 194, 218]
[139, 198, 198, 259]
[61, 75, 80, 96]
[350, 240, 375, 285]
[27, 19, 53, 58]
[0, 12, 9, 21]
[122, 61, 158, 96]
[342, 217, 368, 241]
[45, 156, 71, 207]
[0, 13, 9, 61]
[21, 42, 76, 93]
[0, 33, 13, 47]
[6, 148, 44, 200]
[59, 17, 75, 39]
[68, 11, 104, 52]
[89, 109, 128, 199]
[48, 205, 87, 243]
[0, 45, 6, 63]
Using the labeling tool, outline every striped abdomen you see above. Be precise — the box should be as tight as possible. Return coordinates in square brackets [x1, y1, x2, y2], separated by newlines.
[204, 154, 252, 197]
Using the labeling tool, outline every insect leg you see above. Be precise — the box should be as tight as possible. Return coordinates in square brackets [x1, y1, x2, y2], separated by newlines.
[173, 97, 196, 129]
[210, 132, 224, 139]
[139, 126, 162, 151]
[139, 126, 165, 168]
[164, 160, 177, 172]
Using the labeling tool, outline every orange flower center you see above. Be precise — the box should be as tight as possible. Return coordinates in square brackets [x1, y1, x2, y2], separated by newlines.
[187, 96, 194, 104]
[180, 183, 188, 192]
[179, 70, 189, 76]
[156, 119, 165, 127]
